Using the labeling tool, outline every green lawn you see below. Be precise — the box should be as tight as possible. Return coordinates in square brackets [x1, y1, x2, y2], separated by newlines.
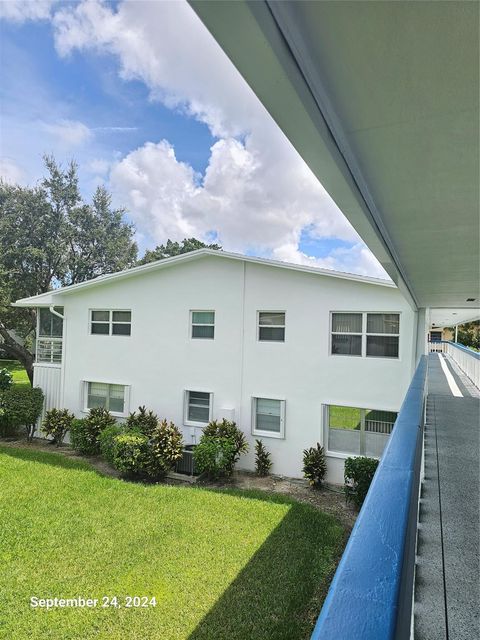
[329, 405, 397, 430]
[0, 359, 30, 387]
[0, 447, 344, 640]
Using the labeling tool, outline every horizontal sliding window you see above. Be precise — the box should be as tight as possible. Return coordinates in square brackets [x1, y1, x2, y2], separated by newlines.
[86, 382, 126, 415]
[258, 312, 285, 342]
[191, 311, 215, 339]
[90, 310, 131, 336]
[331, 312, 400, 358]
[325, 404, 398, 458]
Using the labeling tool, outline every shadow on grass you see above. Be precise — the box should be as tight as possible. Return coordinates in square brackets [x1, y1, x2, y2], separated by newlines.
[1, 446, 344, 640]
[187, 492, 343, 640]
[0, 444, 100, 474]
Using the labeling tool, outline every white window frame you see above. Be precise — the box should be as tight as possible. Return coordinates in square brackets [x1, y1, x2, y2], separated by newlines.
[365, 313, 400, 359]
[257, 311, 286, 343]
[329, 311, 400, 359]
[82, 381, 130, 418]
[184, 390, 213, 427]
[322, 403, 398, 459]
[330, 312, 363, 357]
[89, 309, 132, 337]
[251, 397, 286, 439]
[190, 310, 215, 340]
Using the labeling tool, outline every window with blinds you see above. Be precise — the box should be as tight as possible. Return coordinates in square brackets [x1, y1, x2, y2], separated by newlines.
[191, 311, 215, 339]
[85, 382, 126, 414]
[252, 397, 285, 438]
[331, 313, 363, 356]
[258, 312, 285, 342]
[331, 312, 400, 358]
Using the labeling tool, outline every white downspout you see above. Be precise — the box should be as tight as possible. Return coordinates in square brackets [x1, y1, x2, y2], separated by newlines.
[455, 324, 458, 343]
[49, 305, 64, 320]
[49, 305, 66, 411]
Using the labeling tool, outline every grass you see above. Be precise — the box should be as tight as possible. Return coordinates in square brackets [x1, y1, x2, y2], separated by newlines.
[329, 406, 397, 430]
[0, 447, 344, 640]
[0, 359, 30, 387]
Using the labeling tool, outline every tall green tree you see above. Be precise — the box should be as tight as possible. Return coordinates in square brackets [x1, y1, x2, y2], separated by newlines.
[138, 237, 221, 265]
[453, 321, 480, 350]
[0, 156, 138, 383]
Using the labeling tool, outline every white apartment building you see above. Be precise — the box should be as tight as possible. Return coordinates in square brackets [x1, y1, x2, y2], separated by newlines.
[14, 249, 418, 483]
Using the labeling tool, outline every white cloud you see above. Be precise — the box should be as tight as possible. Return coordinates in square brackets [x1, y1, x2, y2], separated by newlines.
[0, 157, 26, 185]
[12, 0, 385, 278]
[42, 119, 93, 147]
[87, 158, 110, 175]
[272, 243, 388, 279]
[0, 0, 55, 22]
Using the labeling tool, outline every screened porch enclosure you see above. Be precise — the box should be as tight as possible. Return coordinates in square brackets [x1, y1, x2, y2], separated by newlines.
[36, 307, 63, 364]
[325, 404, 398, 458]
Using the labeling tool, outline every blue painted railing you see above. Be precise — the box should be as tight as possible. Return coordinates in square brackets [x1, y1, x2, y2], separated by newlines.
[312, 356, 427, 640]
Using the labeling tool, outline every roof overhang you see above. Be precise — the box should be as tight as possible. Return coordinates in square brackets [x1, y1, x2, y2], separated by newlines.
[430, 308, 480, 329]
[190, 1, 480, 313]
[12, 249, 394, 307]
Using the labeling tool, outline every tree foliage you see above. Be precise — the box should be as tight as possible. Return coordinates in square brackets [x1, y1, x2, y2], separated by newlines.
[138, 237, 221, 265]
[0, 156, 138, 381]
[448, 321, 480, 351]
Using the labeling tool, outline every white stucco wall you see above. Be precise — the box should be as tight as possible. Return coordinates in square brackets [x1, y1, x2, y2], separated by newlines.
[38, 255, 416, 483]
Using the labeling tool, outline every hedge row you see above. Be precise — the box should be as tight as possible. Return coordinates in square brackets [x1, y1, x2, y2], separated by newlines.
[0, 386, 378, 504]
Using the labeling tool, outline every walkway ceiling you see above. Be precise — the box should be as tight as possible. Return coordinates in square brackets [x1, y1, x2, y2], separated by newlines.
[190, 0, 480, 312]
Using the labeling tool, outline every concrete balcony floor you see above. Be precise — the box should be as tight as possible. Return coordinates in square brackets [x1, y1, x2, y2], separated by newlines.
[415, 353, 480, 639]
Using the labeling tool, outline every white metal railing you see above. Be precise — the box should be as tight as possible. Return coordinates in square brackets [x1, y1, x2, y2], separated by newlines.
[444, 342, 480, 389]
[36, 338, 63, 364]
[428, 340, 479, 389]
[365, 419, 395, 434]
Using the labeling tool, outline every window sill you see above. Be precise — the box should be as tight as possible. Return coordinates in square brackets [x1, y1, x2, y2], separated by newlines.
[184, 420, 209, 428]
[82, 409, 128, 419]
[326, 450, 381, 461]
[252, 430, 285, 439]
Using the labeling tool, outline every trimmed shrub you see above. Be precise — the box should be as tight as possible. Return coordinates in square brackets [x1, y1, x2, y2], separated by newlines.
[125, 405, 159, 437]
[255, 439, 272, 476]
[0, 386, 44, 440]
[112, 432, 150, 477]
[0, 368, 13, 392]
[99, 424, 124, 466]
[303, 443, 327, 488]
[144, 419, 183, 479]
[42, 408, 73, 446]
[193, 436, 238, 479]
[344, 456, 379, 508]
[203, 419, 248, 460]
[70, 407, 116, 455]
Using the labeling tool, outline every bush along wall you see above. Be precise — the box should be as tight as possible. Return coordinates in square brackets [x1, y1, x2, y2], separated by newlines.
[255, 439, 272, 477]
[302, 443, 327, 488]
[0, 386, 44, 440]
[194, 420, 248, 479]
[110, 419, 184, 481]
[42, 408, 74, 446]
[70, 408, 117, 455]
[344, 456, 379, 508]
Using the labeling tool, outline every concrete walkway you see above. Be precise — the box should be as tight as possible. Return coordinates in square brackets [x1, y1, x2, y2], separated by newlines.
[415, 353, 479, 640]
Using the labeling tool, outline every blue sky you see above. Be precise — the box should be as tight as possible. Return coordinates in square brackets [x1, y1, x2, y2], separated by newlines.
[0, 0, 386, 277]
